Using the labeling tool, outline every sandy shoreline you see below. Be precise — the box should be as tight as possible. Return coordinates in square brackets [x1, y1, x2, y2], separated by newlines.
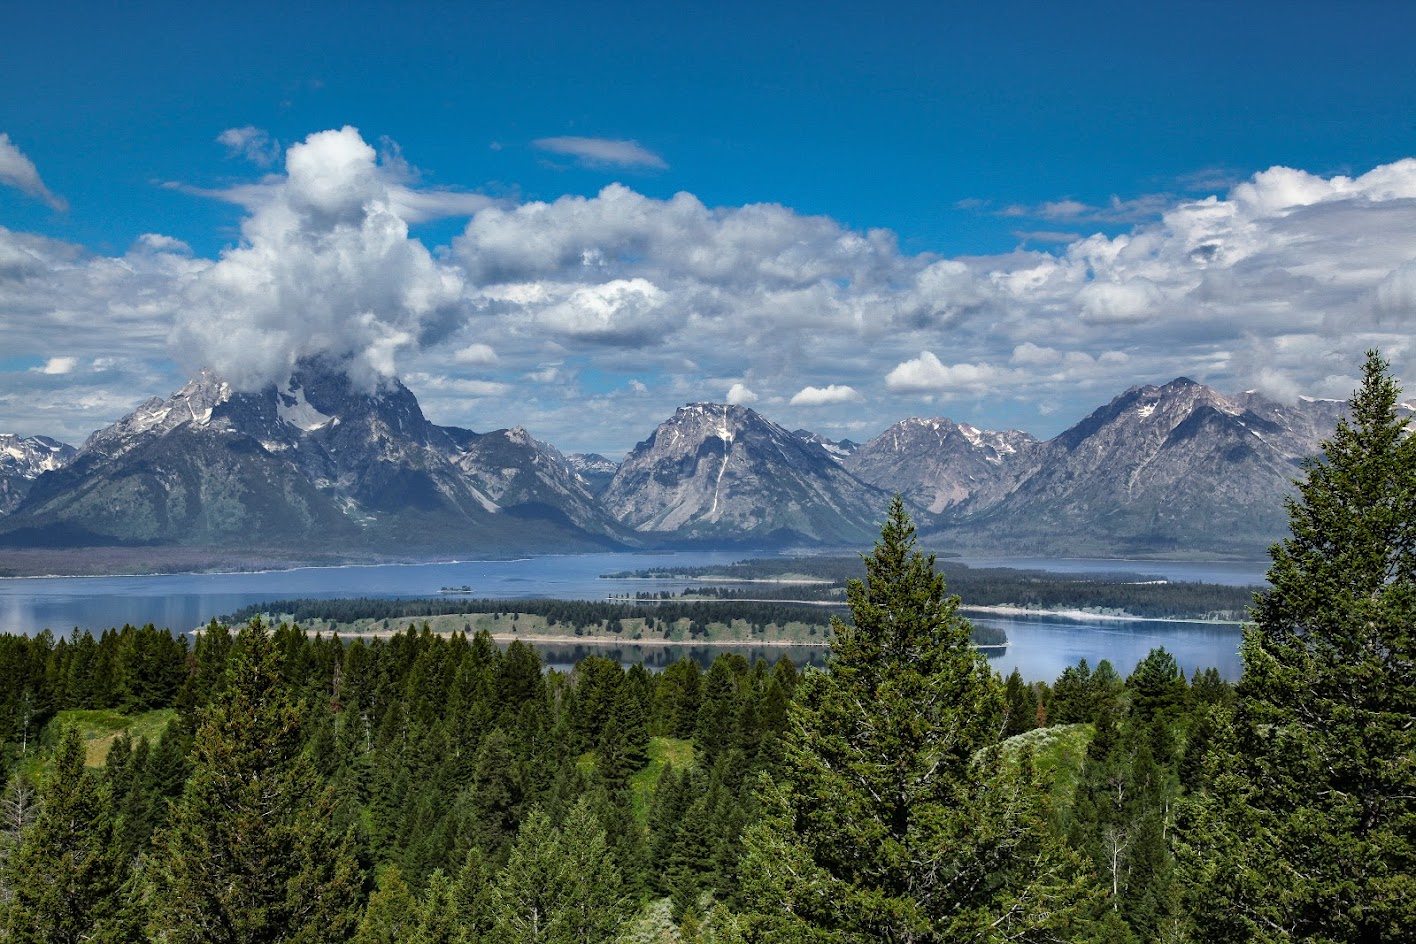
[959, 604, 1246, 626]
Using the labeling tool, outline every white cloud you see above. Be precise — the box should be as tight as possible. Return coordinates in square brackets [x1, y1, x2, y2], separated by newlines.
[452, 342, 499, 365]
[217, 126, 281, 167]
[534, 278, 667, 342]
[886, 353, 1000, 393]
[790, 384, 861, 406]
[533, 136, 667, 169]
[171, 126, 468, 391]
[403, 373, 510, 397]
[37, 356, 77, 375]
[1010, 342, 1062, 366]
[726, 382, 757, 405]
[1077, 278, 1162, 323]
[0, 133, 66, 211]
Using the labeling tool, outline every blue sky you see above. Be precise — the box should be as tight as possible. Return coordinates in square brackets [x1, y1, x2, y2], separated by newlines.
[4, 0, 1416, 453]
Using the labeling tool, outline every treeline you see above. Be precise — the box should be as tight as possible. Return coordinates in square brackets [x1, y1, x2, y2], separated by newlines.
[225, 596, 1007, 648]
[0, 618, 807, 941]
[225, 596, 844, 635]
[643, 556, 1258, 619]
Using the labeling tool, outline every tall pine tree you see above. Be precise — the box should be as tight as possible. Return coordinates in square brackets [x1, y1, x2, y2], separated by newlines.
[1180, 351, 1416, 943]
[737, 498, 1091, 942]
[148, 619, 362, 944]
[3, 726, 122, 944]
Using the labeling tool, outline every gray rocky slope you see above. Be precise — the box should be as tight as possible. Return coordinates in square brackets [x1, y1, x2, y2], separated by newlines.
[923, 379, 1350, 555]
[601, 402, 889, 545]
[1, 371, 1387, 557]
[844, 418, 1041, 515]
[0, 434, 76, 515]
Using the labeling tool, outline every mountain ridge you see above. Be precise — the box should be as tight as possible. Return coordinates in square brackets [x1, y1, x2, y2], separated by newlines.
[0, 368, 1380, 564]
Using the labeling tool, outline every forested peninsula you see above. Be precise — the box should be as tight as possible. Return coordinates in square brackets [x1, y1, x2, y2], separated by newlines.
[608, 556, 1259, 621]
[0, 353, 1410, 943]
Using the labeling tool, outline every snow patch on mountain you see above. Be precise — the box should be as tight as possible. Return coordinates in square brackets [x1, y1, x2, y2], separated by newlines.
[277, 383, 336, 431]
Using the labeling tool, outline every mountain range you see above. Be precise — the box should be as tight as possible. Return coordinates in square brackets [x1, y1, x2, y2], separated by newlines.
[0, 362, 1381, 564]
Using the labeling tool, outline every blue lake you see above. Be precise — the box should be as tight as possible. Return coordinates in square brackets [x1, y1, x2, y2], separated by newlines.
[0, 550, 1264, 682]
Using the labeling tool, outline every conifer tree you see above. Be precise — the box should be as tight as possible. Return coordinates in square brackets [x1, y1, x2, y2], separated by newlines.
[3, 726, 123, 944]
[488, 808, 564, 944]
[353, 866, 419, 944]
[1180, 352, 1416, 943]
[737, 498, 1091, 942]
[148, 619, 362, 944]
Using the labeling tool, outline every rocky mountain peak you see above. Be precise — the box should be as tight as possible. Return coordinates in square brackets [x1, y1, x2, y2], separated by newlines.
[0, 433, 78, 515]
[84, 368, 234, 458]
[845, 417, 1040, 515]
[602, 401, 886, 544]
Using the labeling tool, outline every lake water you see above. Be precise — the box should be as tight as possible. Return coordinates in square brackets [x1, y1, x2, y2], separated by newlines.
[0, 550, 1262, 682]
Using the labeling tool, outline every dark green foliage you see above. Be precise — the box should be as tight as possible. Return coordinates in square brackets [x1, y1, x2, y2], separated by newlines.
[1180, 351, 1416, 943]
[3, 726, 122, 943]
[738, 498, 1092, 941]
[1125, 647, 1187, 722]
[1003, 667, 1040, 737]
[148, 619, 363, 944]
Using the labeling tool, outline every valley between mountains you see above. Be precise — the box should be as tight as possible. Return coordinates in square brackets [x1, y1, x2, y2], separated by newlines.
[0, 359, 1386, 574]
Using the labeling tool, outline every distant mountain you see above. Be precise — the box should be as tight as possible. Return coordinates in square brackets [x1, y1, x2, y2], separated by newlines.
[0, 434, 76, 515]
[0, 370, 1378, 563]
[844, 418, 1040, 515]
[791, 429, 859, 462]
[1, 362, 626, 553]
[601, 403, 889, 545]
[928, 378, 1338, 556]
[444, 428, 625, 537]
[567, 453, 620, 496]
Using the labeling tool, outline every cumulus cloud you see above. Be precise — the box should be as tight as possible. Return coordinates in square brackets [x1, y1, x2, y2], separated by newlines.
[886, 353, 1000, 393]
[726, 382, 758, 405]
[452, 342, 498, 365]
[1010, 342, 1062, 367]
[533, 278, 667, 343]
[533, 136, 667, 169]
[1077, 278, 1162, 323]
[37, 356, 77, 375]
[790, 384, 861, 406]
[0, 133, 67, 211]
[172, 126, 468, 391]
[217, 126, 281, 167]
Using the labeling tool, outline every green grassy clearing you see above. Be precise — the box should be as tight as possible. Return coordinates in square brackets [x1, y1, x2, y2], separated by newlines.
[22, 707, 179, 777]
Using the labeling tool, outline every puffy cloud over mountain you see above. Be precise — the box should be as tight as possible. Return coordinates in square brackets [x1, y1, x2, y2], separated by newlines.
[3, 129, 1416, 452]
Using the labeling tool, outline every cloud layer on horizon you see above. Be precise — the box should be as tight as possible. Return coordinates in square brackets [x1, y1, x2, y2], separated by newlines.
[2, 127, 1416, 453]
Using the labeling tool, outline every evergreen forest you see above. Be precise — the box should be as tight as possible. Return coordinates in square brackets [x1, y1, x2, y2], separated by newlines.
[0, 352, 1410, 943]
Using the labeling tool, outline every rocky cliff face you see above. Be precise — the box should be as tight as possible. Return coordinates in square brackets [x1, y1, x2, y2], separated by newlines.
[0, 434, 76, 515]
[566, 453, 620, 496]
[602, 403, 888, 544]
[844, 417, 1040, 515]
[445, 428, 626, 540]
[929, 378, 1334, 555]
[792, 430, 859, 461]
